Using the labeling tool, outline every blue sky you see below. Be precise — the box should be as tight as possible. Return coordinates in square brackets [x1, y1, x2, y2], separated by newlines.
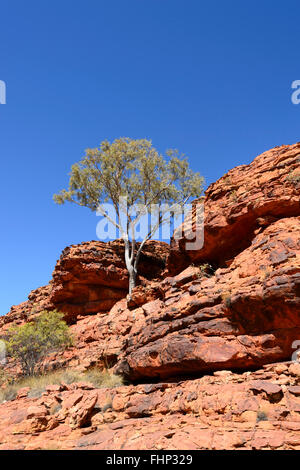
[1, 0, 300, 315]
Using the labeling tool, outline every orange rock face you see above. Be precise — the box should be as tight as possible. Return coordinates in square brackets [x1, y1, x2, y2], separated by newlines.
[168, 142, 300, 273]
[0, 142, 299, 449]
[50, 239, 169, 321]
[113, 217, 300, 380]
[0, 239, 169, 328]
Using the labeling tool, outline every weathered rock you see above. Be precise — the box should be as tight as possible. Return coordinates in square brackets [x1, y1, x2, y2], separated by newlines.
[7, 216, 298, 380]
[169, 142, 300, 274]
[113, 217, 300, 380]
[0, 239, 169, 330]
[67, 392, 98, 429]
[0, 284, 53, 331]
[0, 142, 299, 450]
[0, 364, 300, 449]
[50, 239, 169, 321]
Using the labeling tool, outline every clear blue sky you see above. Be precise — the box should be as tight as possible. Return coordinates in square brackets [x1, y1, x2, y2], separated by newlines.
[1, 0, 300, 315]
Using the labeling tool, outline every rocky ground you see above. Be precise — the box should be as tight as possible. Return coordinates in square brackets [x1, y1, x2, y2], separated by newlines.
[1, 362, 300, 450]
[0, 142, 299, 450]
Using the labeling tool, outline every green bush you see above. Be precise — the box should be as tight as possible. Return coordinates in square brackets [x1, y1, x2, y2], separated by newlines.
[4, 310, 73, 376]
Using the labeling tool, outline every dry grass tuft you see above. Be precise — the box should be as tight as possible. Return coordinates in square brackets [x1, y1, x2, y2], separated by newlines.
[0, 367, 123, 403]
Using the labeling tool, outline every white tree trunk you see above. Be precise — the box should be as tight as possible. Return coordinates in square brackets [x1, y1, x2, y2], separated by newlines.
[128, 266, 137, 296]
[124, 240, 137, 296]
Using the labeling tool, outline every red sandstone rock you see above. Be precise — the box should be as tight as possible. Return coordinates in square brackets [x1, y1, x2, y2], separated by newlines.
[0, 142, 299, 450]
[4, 217, 299, 382]
[0, 284, 52, 331]
[0, 363, 300, 449]
[0, 239, 169, 330]
[168, 142, 300, 274]
[49, 239, 169, 321]
[113, 217, 300, 380]
[43, 217, 299, 378]
[67, 392, 98, 429]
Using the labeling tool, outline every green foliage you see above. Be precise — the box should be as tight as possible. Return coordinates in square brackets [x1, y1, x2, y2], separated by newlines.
[197, 263, 215, 278]
[221, 291, 232, 308]
[0, 385, 18, 402]
[53, 137, 204, 210]
[4, 311, 73, 377]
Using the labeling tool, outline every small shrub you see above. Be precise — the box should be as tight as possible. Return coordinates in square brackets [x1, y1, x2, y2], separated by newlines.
[49, 402, 62, 415]
[4, 310, 73, 376]
[197, 263, 215, 278]
[222, 176, 232, 185]
[229, 190, 238, 202]
[286, 170, 300, 185]
[221, 291, 232, 308]
[260, 266, 272, 281]
[0, 368, 12, 387]
[0, 385, 18, 402]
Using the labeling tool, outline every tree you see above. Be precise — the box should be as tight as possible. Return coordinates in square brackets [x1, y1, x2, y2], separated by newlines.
[5, 311, 73, 376]
[53, 137, 204, 294]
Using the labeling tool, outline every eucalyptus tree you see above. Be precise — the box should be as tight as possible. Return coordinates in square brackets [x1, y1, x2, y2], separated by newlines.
[54, 137, 204, 295]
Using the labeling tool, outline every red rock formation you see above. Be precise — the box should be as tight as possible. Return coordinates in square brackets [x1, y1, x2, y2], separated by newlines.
[50, 239, 169, 321]
[168, 142, 300, 274]
[112, 217, 300, 380]
[33, 212, 299, 379]
[0, 240, 169, 375]
[0, 141, 299, 449]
